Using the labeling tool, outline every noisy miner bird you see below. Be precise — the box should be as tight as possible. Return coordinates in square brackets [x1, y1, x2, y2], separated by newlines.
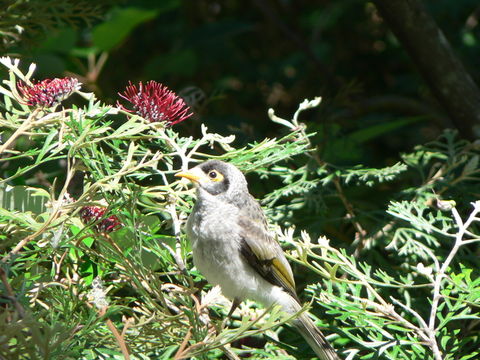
[176, 160, 340, 360]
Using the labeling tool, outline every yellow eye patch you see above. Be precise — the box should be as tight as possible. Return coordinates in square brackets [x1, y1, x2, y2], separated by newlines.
[207, 169, 224, 182]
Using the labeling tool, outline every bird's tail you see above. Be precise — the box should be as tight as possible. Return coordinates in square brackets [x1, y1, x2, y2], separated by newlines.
[292, 312, 341, 360]
[260, 287, 341, 359]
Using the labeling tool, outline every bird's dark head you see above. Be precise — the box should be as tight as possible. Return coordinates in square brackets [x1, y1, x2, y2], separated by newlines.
[175, 160, 247, 197]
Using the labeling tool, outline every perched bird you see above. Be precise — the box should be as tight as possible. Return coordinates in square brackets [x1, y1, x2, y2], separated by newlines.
[176, 160, 340, 360]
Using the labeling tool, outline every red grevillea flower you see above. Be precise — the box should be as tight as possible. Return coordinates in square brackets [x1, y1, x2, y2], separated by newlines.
[117, 81, 193, 126]
[17, 77, 81, 108]
[80, 206, 122, 233]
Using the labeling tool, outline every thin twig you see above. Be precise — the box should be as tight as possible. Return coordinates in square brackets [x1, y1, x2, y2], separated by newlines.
[390, 297, 430, 337]
[426, 204, 480, 360]
[167, 202, 190, 278]
[309, 152, 368, 256]
[0, 108, 41, 154]
[174, 327, 193, 360]
[331, 177, 367, 256]
[219, 344, 242, 360]
[99, 307, 131, 360]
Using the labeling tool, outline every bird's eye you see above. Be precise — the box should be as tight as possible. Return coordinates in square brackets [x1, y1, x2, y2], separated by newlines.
[206, 169, 224, 182]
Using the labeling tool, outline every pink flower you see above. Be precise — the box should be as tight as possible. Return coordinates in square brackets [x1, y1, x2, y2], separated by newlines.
[80, 206, 122, 233]
[17, 77, 81, 108]
[117, 81, 192, 126]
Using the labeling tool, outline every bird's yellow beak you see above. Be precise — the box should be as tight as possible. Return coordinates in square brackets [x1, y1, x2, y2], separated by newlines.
[175, 170, 202, 183]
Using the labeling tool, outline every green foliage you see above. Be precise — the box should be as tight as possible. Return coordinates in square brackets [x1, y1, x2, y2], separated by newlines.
[0, 0, 109, 52]
[1, 57, 479, 360]
[92, 7, 163, 52]
[1, 0, 479, 358]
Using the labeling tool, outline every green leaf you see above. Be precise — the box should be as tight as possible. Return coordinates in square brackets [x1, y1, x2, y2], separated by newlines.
[92, 7, 161, 51]
[36, 129, 59, 164]
[347, 116, 424, 144]
[462, 155, 479, 176]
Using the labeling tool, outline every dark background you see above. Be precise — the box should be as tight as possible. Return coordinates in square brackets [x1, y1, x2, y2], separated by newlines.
[3, 0, 480, 246]
[7, 0, 480, 162]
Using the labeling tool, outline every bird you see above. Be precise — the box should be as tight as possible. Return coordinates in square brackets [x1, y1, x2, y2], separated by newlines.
[175, 160, 340, 360]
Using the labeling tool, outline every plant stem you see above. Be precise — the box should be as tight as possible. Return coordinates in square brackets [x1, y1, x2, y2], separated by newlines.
[0, 108, 40, 154]
[427, 203, 480, 360]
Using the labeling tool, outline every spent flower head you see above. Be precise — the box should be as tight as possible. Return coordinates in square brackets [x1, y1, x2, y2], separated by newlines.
[117, 80, 192, 126]
[88, 277, 109, 309]
[17, 77, 81, 108]
[80, 206, 122, 233]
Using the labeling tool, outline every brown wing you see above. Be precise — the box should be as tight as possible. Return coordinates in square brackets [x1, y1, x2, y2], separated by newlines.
[237, 196, 298, 301]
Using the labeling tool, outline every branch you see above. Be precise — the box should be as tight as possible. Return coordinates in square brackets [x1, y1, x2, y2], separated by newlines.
[427, 203, 480, 360]
[0, 108, 41, 154]
[373, 0, 480, 139]
[99, 307, 131, 360]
